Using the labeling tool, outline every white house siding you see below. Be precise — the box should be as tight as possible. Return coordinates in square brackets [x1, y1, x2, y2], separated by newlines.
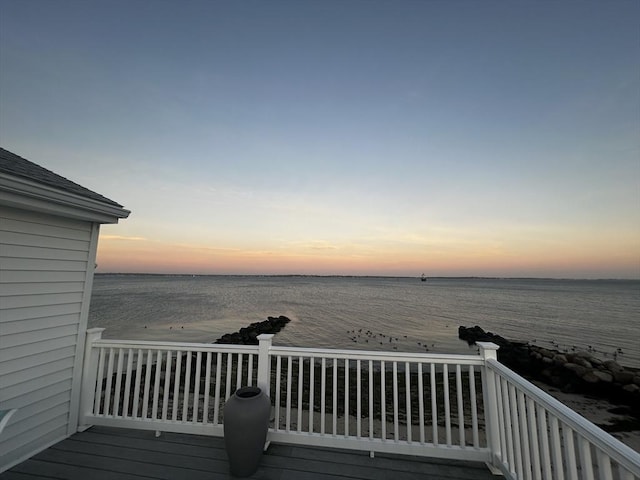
[0, 205, 99, 471]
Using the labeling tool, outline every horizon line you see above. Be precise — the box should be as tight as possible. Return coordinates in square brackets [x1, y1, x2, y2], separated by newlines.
[94, 272, 640, 281]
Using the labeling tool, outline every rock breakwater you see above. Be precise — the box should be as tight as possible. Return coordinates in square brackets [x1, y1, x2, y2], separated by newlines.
[458, 325, 640, 417]
[215, 315, 291, 345]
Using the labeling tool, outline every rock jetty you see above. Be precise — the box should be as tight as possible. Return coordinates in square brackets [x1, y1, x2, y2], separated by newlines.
[215, 315, 291, 345]
[459, 325, 640, 416]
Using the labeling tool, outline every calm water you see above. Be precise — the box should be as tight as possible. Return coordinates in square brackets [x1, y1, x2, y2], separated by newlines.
[89, 275, 640, 368]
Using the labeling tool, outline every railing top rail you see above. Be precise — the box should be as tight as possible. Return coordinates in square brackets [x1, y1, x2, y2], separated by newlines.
[91, 337, 485, 364]
[269, 345, 485, 364]
[487, 358, 640, 473]
[92, 338, 259, 353]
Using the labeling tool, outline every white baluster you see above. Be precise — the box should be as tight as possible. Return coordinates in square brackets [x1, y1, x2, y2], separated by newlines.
[537, 404, 552, 480]
[418, 362, 425, 444]
[171, 352, 182, 421]
[393, 361, 399, 442]
[405, 361, 411, 443]
[332, 358, 337, 436]
[577, 436, 595, 480]
[123, 348, 134, 418]
[549, 415, 565, 480]
[508, 384, 523, 479]
[561, 424, 578, 480]
[443, 364, 451, 446]
[309, 357, 315, 434]
[235, 353, 241, 389]
[526, 397, 542, 480]
[430, 363, 438, 445]
[356, 359, 362, 439]
[113, 348, 124, 417]
[275, 355, 282, 431]
[297, 356, 303, 433]
[381, 361, 386, 440]
[320, 357, 326, 435]
[501, 377, 515, 473]
[456, 364, 464, 447]
[469, 365, 479, 448]
[192, 351, 202, 423]
[182, 351, 192, 421]
[286, 356, 292, 432]
[368, 360, 373, 440]
[518, 391, 532, 480]
[161, 351, 172, 421]
[225, 353, 233, 400]
[94, 347, 106, 416]
[345, 358, 349, 437]
[104, 348, 115, 416]
[151, 350, 162, 420]
[202, 352, 212, 425]
[213, 352, 221, 425]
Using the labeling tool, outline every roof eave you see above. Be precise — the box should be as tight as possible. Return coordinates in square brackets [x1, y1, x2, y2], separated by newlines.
[0, 173, 130, 224]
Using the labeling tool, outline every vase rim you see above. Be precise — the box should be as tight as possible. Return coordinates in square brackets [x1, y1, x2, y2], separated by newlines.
[234, 386, 262, 398]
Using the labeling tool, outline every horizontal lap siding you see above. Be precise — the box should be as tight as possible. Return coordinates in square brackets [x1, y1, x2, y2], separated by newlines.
[0, 206, 93, 472]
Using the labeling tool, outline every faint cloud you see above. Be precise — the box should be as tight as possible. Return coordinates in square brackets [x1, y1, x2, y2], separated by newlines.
[179, 244, 243, 254]
[284, 240, 341, 251]
[101, 234, 147, 241]
[309, 242, 339, 251]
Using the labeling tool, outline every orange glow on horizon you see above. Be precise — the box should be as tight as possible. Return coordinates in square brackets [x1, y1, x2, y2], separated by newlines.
[96, 235, 640, 278]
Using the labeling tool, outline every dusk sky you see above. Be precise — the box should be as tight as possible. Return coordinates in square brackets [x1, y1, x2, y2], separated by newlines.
[1, 1, 638, 278]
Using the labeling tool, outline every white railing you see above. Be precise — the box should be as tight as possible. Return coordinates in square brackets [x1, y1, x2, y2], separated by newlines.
[78, 329, 640, 478]
[480, 343, 640, 480]
[265, 344, 487, 460]
[79, 329, 259, 436]
[79, 328, 489, 461]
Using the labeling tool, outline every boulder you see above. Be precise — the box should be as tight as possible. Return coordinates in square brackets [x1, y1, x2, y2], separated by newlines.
[612, 371, 634, 384]
[590, 357, 603, 367]
[540, 349, 555, 359]
[582, 371, 600, 384]
[553, 354, 568, 365]
[564, 363, 587, 377]
[574, 358, 593, 369]
[591, 370, 613, 383]
[603, 360, 623, 373]
[574, 351, 594, 360]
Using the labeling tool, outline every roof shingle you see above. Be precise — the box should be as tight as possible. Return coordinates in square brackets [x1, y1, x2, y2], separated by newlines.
[0, 147, 123, 207]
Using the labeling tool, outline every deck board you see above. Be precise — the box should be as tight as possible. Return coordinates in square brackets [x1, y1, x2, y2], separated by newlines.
[1, 426, 496, 479]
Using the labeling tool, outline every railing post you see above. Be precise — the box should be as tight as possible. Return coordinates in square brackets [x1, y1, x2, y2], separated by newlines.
[78, 328, 105, 431]
[477, 342, 502, 474]
[257, 334, 274, 397]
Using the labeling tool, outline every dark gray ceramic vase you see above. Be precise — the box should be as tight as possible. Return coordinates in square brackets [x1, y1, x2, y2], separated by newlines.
[223, 386, 271, 477]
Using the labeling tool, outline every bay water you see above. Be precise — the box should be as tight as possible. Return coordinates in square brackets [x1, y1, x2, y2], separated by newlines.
[89, 275, 640, 368]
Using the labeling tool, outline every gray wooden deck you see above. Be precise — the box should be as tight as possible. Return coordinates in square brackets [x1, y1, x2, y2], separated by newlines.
[1, 426, 496, 479]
